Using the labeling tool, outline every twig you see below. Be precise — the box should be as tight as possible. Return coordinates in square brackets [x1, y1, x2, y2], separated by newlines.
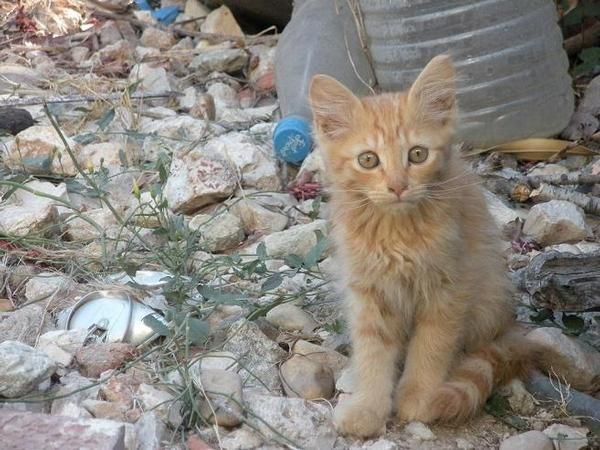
[565, 20, 600, 56]
[1, 92, 181, 107]
[530, 183, 600, 215]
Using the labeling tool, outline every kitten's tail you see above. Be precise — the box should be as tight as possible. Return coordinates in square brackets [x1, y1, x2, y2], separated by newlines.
[427, 329, 568, 423]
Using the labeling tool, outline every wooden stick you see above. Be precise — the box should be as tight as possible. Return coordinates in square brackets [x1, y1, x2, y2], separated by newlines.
[525, 173, 600, 188]
[0, 92, 182, 107]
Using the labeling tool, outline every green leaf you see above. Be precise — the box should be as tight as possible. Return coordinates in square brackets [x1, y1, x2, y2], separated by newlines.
[303, 230, 328, 268]
[530, 308, 554, 323]
[284, 254, 304, 269]
[197, 285, 245, 304]
[256, 242, 267, 260]
[186, 317, 210, 345]
[261, 273, 283, 292]
[118, 148, 129, 168]
[574, 46, 600, 76]
[73, 133, 98, 145]
[562, 313, 586, 335]
[143, 314, 170, 337]
[127, 79, 142, 96]
[97, 108, 115, 131]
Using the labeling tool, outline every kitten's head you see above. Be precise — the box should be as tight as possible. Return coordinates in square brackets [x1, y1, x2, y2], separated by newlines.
[309, 55, 457, 212]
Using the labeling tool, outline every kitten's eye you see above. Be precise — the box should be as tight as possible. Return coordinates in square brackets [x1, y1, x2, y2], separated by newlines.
[357, 151, 380, 169]
[408, 146, 429, 164]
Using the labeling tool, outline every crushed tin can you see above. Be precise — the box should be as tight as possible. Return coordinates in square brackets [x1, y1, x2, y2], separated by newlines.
[63, 290, 167, 346]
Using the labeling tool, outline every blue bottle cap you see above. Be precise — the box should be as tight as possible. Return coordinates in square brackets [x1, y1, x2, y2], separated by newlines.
[273, 116, 313, 164]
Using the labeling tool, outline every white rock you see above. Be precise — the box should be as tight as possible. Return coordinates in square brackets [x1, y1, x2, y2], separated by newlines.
[266, 304, 318, 333]
[248, 45, 275, 87]
[543, 424, 588, 450]
[504, 379, 537, 416]
[523, 200, 588, 246]
[92, 40, 133, 68]
[191, 48, 248, 74]
[0, 304, 55, 347]
[244, 392, 336, 449]
[204, 132, 281, 191]
[164, 148, 237, 214]
[133, 411, 167, 450]
[335, 366, 355, 393]
[483, 190, 521, 231]
[262, 220, 328, 260]
[229, 197, 288, 236]
[37, 329, 87, 367]
[200, 5, 243, 37]
[184, 0, 209, 19]
[195, 369, 243, 427]
[78, 142, 128, 173]
[560, 108, 600, 141]
[50, 372, 100, 417]
[500, 431, 553, 450]
[207, 82, 239, 109]
[99, 20, 123, 46]
[129, 63, 171, 94]
[196, 351, 239, 372]
[527, 327, 600, 391]
[139, 27, 175, 50]
[134, 46, 161, 61]
[220, 425, 263, 450]
[217, 104, 277, 125]
[405, 421, 436, 441]
[0, 180, 65, 237]
[136, 383, 182, 428]
[0, 341, 56, 398]
[71, 46, 90, 64]
[24, 272, 77, 303]
[280, 354, 335, 400]
[222, 319, 286, 394]
[455, 438, 475, 450]
[359, 439, 399, 450]
[296, 146, 326, 184]
[140, 115, 213, 161]
[292, 340, 348, 379]
[189, 211, 245, 252]
[66, 208, 120, 242]
[579, 74, 600, 114]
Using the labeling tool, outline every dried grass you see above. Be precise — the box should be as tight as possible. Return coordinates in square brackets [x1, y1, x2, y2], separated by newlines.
[0, 0, 88, 37]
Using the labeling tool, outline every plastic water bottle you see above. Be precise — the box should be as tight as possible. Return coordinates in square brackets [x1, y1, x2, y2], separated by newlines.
[273, 0, 376, 164]
[273, 0, 573, 162]
[359, 0, 574, 147]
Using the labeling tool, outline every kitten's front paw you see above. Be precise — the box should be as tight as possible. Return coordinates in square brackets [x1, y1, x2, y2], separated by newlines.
[334, 397, 389, 438]
[395, 385, 435, 423]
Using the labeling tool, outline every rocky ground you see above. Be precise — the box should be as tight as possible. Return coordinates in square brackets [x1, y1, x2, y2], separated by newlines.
[0, 1, 599, 450]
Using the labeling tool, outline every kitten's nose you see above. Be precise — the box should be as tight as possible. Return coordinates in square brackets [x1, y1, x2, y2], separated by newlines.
[388, 184, 407, 198]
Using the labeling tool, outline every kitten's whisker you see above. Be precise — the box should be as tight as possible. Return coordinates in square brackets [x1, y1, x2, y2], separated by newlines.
[422, 170, 476, 187]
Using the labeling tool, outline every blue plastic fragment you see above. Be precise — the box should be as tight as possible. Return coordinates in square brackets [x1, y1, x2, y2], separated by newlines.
[134, 0, 152, 11]
[152, 6, 182, 24]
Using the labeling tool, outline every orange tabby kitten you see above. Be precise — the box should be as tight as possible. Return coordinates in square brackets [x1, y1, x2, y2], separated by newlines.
[309, 55, 552, 437]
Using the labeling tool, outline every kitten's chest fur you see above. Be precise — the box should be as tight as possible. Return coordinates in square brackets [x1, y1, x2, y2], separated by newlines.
[336, 204, 461, 305]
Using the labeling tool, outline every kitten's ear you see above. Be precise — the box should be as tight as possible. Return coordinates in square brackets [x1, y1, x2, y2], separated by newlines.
[407, 55, 456, 129]
[309, 74, 362, 141]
